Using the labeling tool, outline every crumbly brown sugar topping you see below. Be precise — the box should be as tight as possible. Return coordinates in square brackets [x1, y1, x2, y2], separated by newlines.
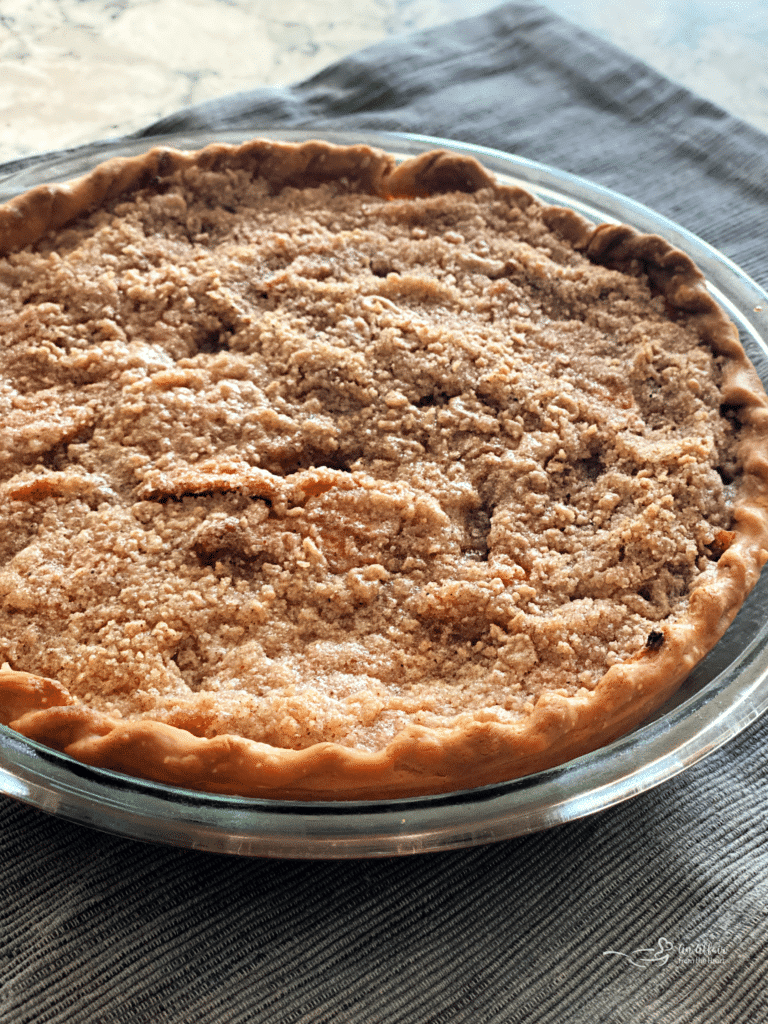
[0, 157, 739, 753]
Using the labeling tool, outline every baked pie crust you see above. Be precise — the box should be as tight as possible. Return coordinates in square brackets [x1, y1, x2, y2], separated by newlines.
[1, 139, 767, 799]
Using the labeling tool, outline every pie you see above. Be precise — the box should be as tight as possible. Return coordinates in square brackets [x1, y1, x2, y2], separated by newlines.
[1, 138, 767, 799]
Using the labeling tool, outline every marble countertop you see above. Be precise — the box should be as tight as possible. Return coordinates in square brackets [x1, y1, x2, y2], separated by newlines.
[1, 0, 767, 164]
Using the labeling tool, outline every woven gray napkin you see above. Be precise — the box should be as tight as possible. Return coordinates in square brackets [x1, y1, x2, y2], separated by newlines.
[2, 4, 768, 1022]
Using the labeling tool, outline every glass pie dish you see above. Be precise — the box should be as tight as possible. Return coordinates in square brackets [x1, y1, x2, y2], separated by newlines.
[1, 128, 767, 858]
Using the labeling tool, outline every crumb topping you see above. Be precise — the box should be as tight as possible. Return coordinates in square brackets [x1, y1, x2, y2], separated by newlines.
[0, 165, 737, 751]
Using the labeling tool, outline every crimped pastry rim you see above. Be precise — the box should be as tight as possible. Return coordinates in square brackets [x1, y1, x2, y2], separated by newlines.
[1, 137, 767, 800]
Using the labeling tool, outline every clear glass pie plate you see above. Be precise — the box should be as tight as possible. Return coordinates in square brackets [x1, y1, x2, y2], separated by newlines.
[1, 129, 767, 858]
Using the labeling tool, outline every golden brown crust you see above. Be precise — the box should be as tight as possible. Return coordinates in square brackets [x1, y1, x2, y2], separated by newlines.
[1, 139, 767, 800]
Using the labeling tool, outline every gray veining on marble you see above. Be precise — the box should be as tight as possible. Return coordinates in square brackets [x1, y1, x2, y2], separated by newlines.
[0, 0, 766, 162]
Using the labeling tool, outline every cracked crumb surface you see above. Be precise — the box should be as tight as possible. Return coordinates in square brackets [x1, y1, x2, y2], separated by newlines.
[0, 160, 738, 753]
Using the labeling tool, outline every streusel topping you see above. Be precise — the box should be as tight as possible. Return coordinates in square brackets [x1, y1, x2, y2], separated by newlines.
[0, 165, 736, 751]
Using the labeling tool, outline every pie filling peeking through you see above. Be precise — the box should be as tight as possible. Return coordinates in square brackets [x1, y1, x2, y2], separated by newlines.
[0, 139, 767, 799]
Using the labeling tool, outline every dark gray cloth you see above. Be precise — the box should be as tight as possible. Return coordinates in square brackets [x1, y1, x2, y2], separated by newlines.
[2, 4, 768, 1022]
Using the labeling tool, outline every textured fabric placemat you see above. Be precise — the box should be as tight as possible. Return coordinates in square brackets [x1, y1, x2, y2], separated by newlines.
[2, 4, 768, 1022]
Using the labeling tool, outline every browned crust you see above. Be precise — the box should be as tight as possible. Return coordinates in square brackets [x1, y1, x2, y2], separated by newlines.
[1, 140, 768, 800]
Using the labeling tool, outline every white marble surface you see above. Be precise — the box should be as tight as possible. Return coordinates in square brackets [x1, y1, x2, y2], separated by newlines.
[1, 0, 767, 163]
